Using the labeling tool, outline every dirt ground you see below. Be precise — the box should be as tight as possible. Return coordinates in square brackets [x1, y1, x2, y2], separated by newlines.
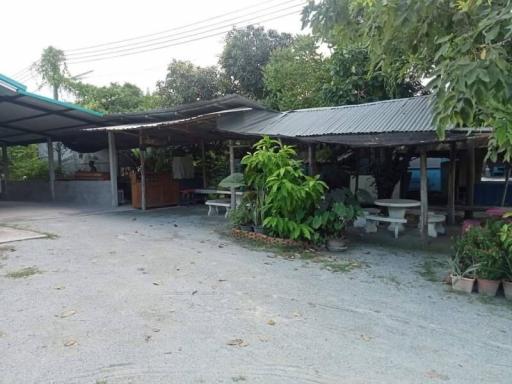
[0, 202, 511, 384]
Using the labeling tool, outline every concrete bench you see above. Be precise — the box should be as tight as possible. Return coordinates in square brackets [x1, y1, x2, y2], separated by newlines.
[205, 199, 231, 217]
[366, 215, 407, 239]
[418, 213, 446, 238]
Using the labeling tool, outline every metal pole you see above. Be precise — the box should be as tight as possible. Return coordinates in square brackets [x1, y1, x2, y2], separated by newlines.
[229, 140, 236, 210]
[420, 149, 428, 241]
[47, 138, 56, 201]
[108, 131, 119, 208]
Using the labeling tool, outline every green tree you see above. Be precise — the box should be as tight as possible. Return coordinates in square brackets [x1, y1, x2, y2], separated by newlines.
[69, 81, 159, 113]
[303, 0, 512, 157]
[220, 25, 293, 100]
[323, 46, 423, 106]
[156, 59, 223, 107]
[33, 46, 69, 100]
[264, 35, 330, 110]
[7, 145, 48, 181]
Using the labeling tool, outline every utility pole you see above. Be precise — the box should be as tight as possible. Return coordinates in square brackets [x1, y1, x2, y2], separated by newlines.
[52, 84, 63, 170]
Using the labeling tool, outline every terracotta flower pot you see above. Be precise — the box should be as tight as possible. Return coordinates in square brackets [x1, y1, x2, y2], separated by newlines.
[450, 274, 475, 293]
[502, 280, 512, 300]
[477, 278, 501, 296]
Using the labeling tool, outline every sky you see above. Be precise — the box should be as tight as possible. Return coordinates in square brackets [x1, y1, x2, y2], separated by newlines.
[2, 0, 307, 100]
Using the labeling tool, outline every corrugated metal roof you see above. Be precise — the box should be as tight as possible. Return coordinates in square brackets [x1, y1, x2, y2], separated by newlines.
[0, 74, 105, 146]
[221, 96, 435, 137]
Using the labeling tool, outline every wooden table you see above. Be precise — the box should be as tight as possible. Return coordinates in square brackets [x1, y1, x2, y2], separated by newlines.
[374, 199, 420, 233]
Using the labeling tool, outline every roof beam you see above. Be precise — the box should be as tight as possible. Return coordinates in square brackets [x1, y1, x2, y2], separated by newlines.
[5, 97, 100, 126]
[0, 123, 52, 139]
[0, 108, 75, 125]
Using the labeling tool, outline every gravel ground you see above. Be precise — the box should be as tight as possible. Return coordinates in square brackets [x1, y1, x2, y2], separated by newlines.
[0, 203, 511, 384]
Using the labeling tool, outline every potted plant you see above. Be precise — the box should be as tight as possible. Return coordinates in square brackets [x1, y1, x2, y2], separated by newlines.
[499, 223, 512, 299]
[473, 221, 504, 296]
[228, 204, 253, 231]
[312, 188, 362, 251]
[451, 228, 482, 293]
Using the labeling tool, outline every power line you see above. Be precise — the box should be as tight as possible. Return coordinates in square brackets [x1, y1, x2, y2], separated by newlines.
[65, 0, 295, 53]
[67, 6, 304, 64]
[65, 1, 304, 59]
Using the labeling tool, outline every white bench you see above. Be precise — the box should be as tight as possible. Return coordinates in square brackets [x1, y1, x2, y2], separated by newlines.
[418, 213, 446, 238]
[205, 199, 231, 217]
[365, 215, 407, 239]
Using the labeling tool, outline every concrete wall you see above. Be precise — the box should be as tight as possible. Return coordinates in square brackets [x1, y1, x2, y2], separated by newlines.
[5, 180, 112, 207]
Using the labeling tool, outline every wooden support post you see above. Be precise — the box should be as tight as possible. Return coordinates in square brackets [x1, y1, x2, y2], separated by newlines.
[139, 131, 146, 211]
[501, 164, 510, 207]
[308, 144, 316, 175]
[47, 138, 56, 201]
[354, 149, 360, 193]
[2, 144, 8, 196]
[108, 131, 119, 208]
[201, 140, 207, 188]
[466, 141, 475, 219]
[420, 149, 428, 241]
[447, 143, 456, 225]
[229, 140, 236, 210]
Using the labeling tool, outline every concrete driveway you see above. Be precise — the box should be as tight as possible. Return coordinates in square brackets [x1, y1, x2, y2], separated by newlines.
[0, 202, 511, 383]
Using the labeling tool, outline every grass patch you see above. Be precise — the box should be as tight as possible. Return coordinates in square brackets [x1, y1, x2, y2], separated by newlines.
[417, 257, 448, 282]
[5, 266, 42, 279]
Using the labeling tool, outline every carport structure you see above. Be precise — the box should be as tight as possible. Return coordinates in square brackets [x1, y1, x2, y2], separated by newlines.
[0, 74, 106, 200]
[0, 74, 269, 208]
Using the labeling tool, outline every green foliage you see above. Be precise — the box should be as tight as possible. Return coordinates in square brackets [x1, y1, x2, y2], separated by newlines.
[303, 0, 512, 157]
[218, 173, 245, 189]
[156, 59, 224, 107]
[311, 188, 362, 241]
[499, 223, 512, 280]
[33, 46, 69, 97]
[263, 35, 330, 110]
[69, 81, 158, 113]
[228, 201, 253, 227]
[242, 136, 327, 240]
[220, 25, 293, 100]
[454, 221, 505, 279]
[323, 46, 424, 106]
[7, 145, 48, 181]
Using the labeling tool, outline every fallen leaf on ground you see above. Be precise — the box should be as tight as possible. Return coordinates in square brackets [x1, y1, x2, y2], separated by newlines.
[64, 339, 78, 347]
[267, 320, 276, 326]
[59, 310, 77, 318]
[360, 334, 372, 342]
[53, 286, 65, 290]
[425, 370, 449, 381]
[227, 339, 249, 347]
[192, 290, 198, 295]
[153, 281, 162, 286]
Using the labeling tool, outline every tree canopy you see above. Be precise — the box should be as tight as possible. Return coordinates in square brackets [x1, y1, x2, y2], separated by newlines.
[33, 46, 69, 99]
[263, 35, 329, 110]
[69, 81, 158, 113]
[220, 25, 293, 100]
[156, 59, 224, 107]
[303, 0, 512, 157]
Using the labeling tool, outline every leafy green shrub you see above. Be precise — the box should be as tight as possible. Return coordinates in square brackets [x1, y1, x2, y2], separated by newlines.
[453, 221, 505, 279]
[8, 145, 48, 181]
[228, 201, 252, 228]
[241, 136, 327, 240]
[311, 188, 362, 242]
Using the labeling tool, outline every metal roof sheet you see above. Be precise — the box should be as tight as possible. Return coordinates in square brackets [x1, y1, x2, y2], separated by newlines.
[221, 96, 435, 137]
[0, 74, 105, 146]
